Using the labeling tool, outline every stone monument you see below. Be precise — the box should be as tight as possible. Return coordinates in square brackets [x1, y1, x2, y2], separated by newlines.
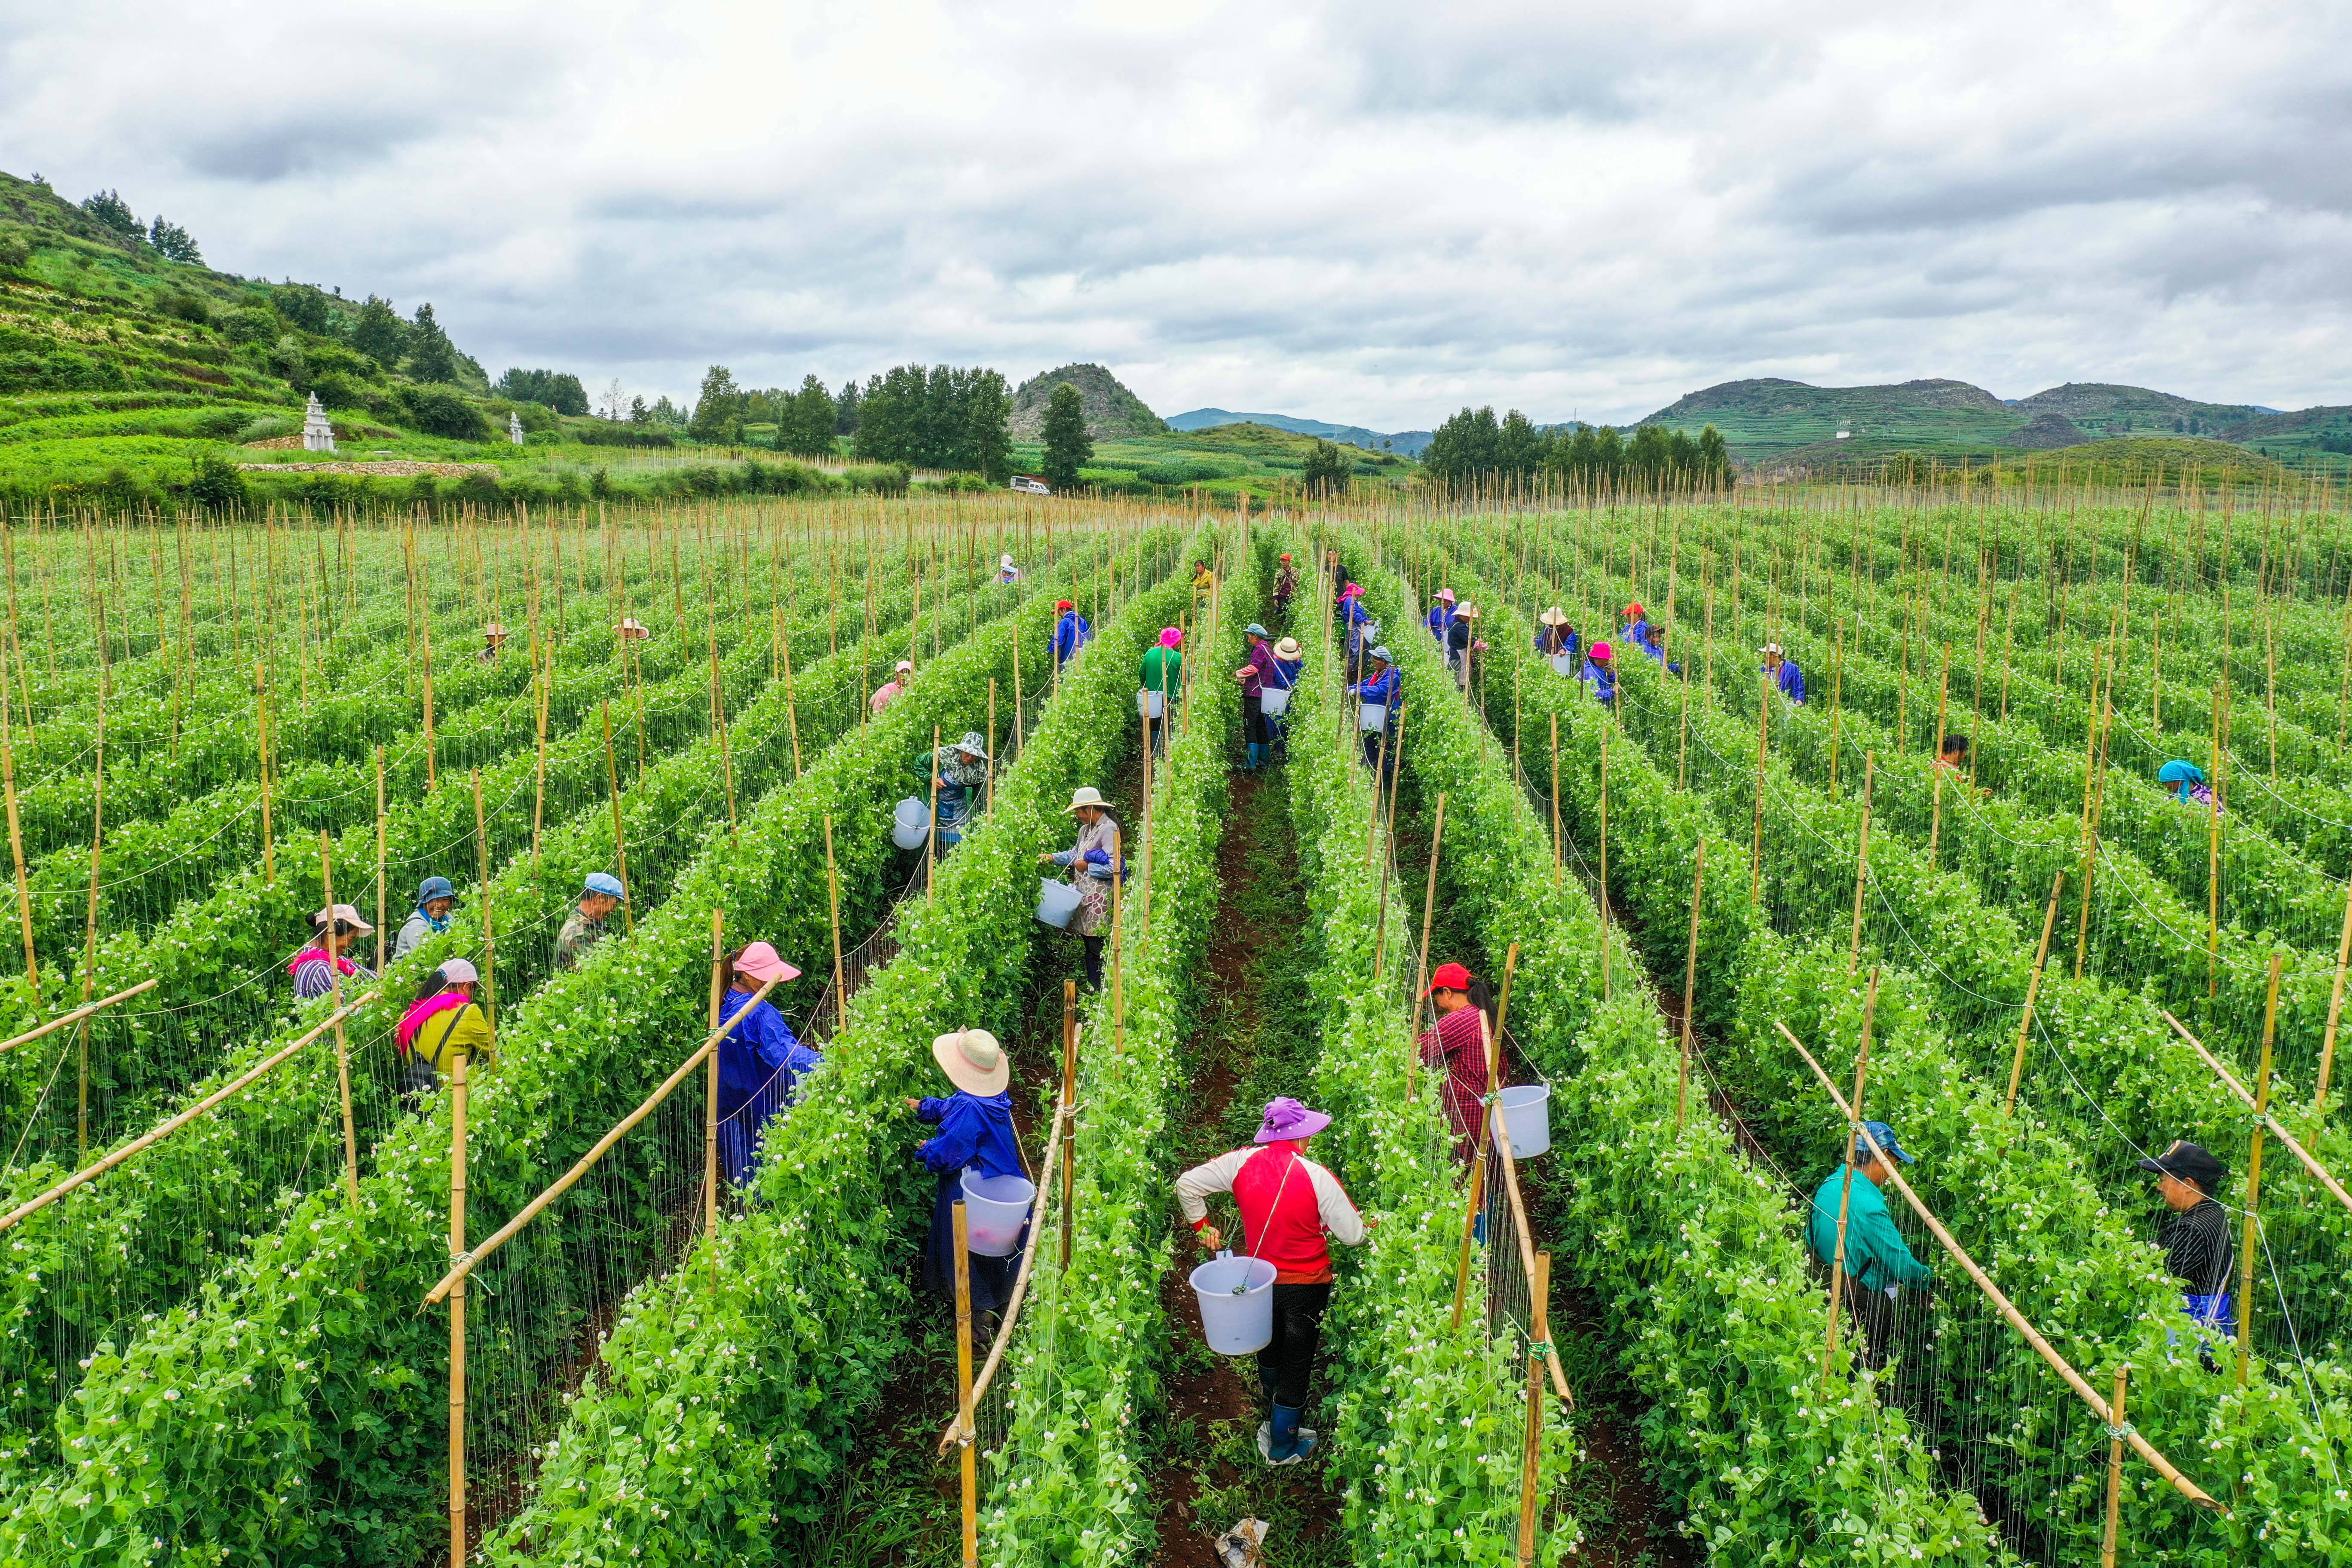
[300, 392, 336, 453]
[509, 411, 526, 446]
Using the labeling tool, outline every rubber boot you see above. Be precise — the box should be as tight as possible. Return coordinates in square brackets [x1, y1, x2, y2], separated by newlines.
[1266, 1403, 1305, 1466]
[1248, 742, 1266, 769]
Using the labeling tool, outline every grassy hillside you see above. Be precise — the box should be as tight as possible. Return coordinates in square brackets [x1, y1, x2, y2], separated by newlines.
[1012, 419, 1416, 499]
[1638, 377, 2026, 456]
[2012, 381, 2271, 437]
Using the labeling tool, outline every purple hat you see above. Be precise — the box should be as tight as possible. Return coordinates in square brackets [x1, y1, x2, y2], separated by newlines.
[1254, 1096, 1332, 1144]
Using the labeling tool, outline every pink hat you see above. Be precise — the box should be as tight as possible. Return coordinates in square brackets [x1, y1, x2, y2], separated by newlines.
[1590, 641, 1612, 661]
[1254, 1096, 1332, 1144]
[732, 941, 802, 985]
[1436, 588, 1455, 603]
[1159, 627, 1183, 649]
[1340, 583, 1364, 599]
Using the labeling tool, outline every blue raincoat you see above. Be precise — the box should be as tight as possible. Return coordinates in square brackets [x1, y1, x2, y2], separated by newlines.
[918, 1089, 1024, 1313]
[715, 987, 822, 1186]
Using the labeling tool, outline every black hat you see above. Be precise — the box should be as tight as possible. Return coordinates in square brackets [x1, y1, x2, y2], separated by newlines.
[2138, 1139, 2225, 1194]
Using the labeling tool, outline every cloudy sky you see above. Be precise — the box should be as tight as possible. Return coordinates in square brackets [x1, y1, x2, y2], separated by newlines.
[6, 0, 2349, 427]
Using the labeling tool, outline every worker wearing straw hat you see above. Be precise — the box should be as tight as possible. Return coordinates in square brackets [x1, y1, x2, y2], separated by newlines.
[1761, 643, 1805, 704]
[1535, 607, 1578, 661]
[1235, 624, 1277, 770]
[1346, 645, 1401, 777]
[1807, 1119, 1932, 1369]
[476, 623, 510, 664]
[716, 942, 819, 1186]
[1424, 587, 1456, 642]
[556, 873, 626, 971]
[395, 876, 461, 961]
[870, 659, 913, 717]
[1176, 1097, 1367, 1467]
[928, 732, 992, 849]
[909, 1027, 1024, 1328]
[1443, 601, 1481, 685]
[1041, 785, 1123, 988]
[1266, 637, 1304, 761]
[1418, 962, 1503, 1164]
[1579, 641, 1618, 708]
[397, 957, 491, 1102]
[1051, 599, 1092, 666]
[291, 904, 375, 1000]
[615, 617, 651, 642]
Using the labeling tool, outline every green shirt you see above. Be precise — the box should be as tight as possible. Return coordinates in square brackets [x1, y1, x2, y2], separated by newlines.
[1807, 1166, 1932, 1292]
[1140, 646, 1182, 696]
[554, 910, 608, 971]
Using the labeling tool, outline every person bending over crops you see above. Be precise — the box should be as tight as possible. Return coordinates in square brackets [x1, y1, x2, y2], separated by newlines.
[1418, 962, 1502, 1164]
[998, 554, 1021, 585]
[1235, 624, 1276, 770]
[870, 660, 913, 717]
[1266, 637, 1304, 761]
[1051, 600, 1091, 665]
[1578, 641, 1617, 707]
[1445, 603, 1484, 688]
[929, 732, 991, 848]
[477, 623, 510, 664]
[1619, 602, 1652, 651]
[1177, 1097, 1368, 1467]
[556, 873, 625, 970]
[1273, 555, 1298, 625]
[1424, 587, 1456, 642]
[715, 943, 819, 1186]
[291, 903, 374, 1001]
[395, 876, 459, 961]
[1535, 607, 1578, 662]
[908, 1028, 1023, 1338]
[2141, 1139, 2235, 1354]
[1807, 1120, 1933, 1369]
[2159, 760, 2217, 809]
[1761, 643, 1805, 704]
[1346, 645, 1402, 778]
[396, 958, 491, 1101]
[1936, 732, 1969, 770]
[1040, 785, 1122, 989]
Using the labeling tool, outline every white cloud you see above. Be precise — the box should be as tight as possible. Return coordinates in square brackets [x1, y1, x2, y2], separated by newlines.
[6, 0, 2349, 425]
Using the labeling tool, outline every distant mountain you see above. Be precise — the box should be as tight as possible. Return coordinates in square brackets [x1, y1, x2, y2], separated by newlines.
[1638, 378, 2021, 458]
[1010, 363, 1166, 440]
[1999, 411, 2090, 450]
[2012, 383, 2272, 439]
[1167, 408, 1433, 456]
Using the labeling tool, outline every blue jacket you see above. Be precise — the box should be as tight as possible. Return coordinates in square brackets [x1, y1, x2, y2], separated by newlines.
[1535, 628, 1579, 659]
[1268, 656, 1302, 690]
[1579, 657, 1617, 704]
[1620, 619, 1651, 651]
[1348, 666, 1401, 707]
[1052, 610, 1093, 664]
[716, 988, 821, 1107]
[917, 1090, 1024, 1179]
[1425, 604, 1454, 640]
[1769, 660, 1806, 703]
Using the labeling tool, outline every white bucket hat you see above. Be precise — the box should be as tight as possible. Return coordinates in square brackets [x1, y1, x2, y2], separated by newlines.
[932, 1027, 1010, 1096]
[1065, 785, 1109, 814]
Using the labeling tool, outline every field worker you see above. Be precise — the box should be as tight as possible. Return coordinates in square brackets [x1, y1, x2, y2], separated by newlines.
[1267, 637, 1305, 760]
[1040, 786, 1122, 988]
[1141, 627, 1184, 756]
[395, 876, 460, 961]
[1193, 558, 1216, 603]
[2139, 1139, 2235, 1346]
[1236, 624, 1278, 770]
[998, 554, 1021, 585]
[909, 1028, 1023, 1335]
[1807, 1119, 1932, 1368]
[1324, 547, 1345, 601]
[715, 943, 820, 1186]
[1177, 1096, 1368, 1467]
[1337, 583, 1373, 679]
[556, 873, 625, 971]
[1418, 962, 1502, 1163]
[870, 660, 913, 717]
[2159, 760, 2217, 808]
[1445, 601, 1482, 686]
[291, 904, 375, 1001]
[1580, 641, 1618, 707]
[615, 617, 651, 642]
[396, 958, 491, 1101]
[1535, 607, 1578, 662]
[1936, 733, 1970, 771]
[1761, 643, 1806, 704]
[1620, 602, 1651, 651]
[477, 623, 510, 664]
[1644, 625, 1681, 673]
[1051, 600, 1092, 666]
[930, 732, 991, 848]
[1424, 588, 1457, 641]
[1347, 645, 1402, 776]
[1274, 555, 1299, 624]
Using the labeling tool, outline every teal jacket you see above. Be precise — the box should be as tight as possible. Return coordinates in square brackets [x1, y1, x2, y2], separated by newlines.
[1807, 1166, 1932, 1291]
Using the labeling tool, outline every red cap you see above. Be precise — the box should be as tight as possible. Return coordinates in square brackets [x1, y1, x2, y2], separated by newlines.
[1424, 961, 1474, 996]
[1056, 600, 1073, 611]
[1625, 602, 1645, 618]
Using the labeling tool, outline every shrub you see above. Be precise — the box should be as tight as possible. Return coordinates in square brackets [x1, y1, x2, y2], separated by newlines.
[0, 227, 33, 272]
[156, 290, 209, 325]
[308, 370, 372, 409]
[842, 461, 910, 495]
[184, 452, 248, 511]
[399, 385, 491, 441]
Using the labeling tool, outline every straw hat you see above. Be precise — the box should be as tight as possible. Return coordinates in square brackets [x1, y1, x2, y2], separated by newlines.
[1065, 785, 1110, 814]
[615, 618, 649, 638]
[933, 1027, 1010, 1096]
[1454, 603, 1479, 621]
[731, 941, 802, 985]
[1538, 607, 1569, 627]
[484, 622, 510, 639]
[312, 903, 374, 935]
[1273, 637, 1302, 660]
[1761, 642, 1784, 657]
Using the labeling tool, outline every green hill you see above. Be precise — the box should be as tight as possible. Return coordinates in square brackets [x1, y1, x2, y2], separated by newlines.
[1008, 362, 1167, 440]
[2011, 382, 2270, 439]
[1638, 377, 2024, 456]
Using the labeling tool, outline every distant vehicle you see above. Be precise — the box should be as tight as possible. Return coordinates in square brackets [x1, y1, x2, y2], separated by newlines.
[1010, 475, 1051, 496]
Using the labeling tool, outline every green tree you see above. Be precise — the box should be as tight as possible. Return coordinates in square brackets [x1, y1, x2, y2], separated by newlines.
[147, 216, 202, 264]
[1494, 410, 1544, 477]
[400, 385, 490, 441]
[1420, 406, 1502, 487]
[1301, 438, 1351, 497]
[780, 374, 838, 457]
[1038, 381, 1092, 491]
[405, 303, 460, 383]
[952, 368, 1013, 483]
[688, 365, 744, 443]
[80, 190, 141, 240]
[834, 379, 861, 435]
[350, 295, 406, 365]
[185, 453, 248, 512]
[1696, 425, 1731, 487]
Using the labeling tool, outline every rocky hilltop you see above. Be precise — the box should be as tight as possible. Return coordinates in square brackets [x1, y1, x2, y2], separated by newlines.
[1010, 362, 1167, 440]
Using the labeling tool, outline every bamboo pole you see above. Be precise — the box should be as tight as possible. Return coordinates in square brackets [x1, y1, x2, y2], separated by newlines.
[2236, 958, 2281, 1388]
[1548, 714, 1562, 888]
[1847, 755, 1875, 971]
[76, 669, 105, 1163]
[822, 815, 847, 1033]
[2318, 873, 2352, 1118]
[470, 772, 497, 1023]
[1749, 678, 1769, 907]
[926, 725, 941, 906]
[2005, 872, 2066, 1116]
[0, 689, 36, 999]
[1515, 1250, 1551, 1568]
[2160, 1012, 2352, 1217]
[1677, 842, 1706, 1130]
[1109, 825, 1125, 1056]
[532, 653, 549, 863]
[315, 830, 361, 1211]
[2101, 1363, 2131, 1568]
[1403, 793, 1449, 1103]
[954, 1200, 979, 1568]
[373, 747, 388, 973]
[1599, 729, 1612, 1002]
[1819, 968, 1878, 1379]
[1059, 980, 1078, 1271]
[447, 1044, 468, 1568]
[1927, 646, 1952, 863]
[1449, 944, 1516, 1330]
[2208, 681, 2224, 997]
[705, 908, 725, 1265]
[780, 622, 802, 778]
[253, 659, 273, 884]
[601, 702, 634, 935]
[1777, 1019, 2222, 1511]
[0, 977, 156, 1057]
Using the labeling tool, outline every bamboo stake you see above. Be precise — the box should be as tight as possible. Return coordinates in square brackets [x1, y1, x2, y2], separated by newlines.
[1403, 793, 1449, 1103]
[2101, 1364, 2131, 1568]
[1, 688, 37, 999]
[1678, 844, 1705, 1130]
[2005, 872, 2065, 1116]
[780, 622, 802, 777]
[2161, 1012, 2352, 1217]
[315, 830, 361, 1211]
[532, 653, 549, 863]
[470, 772, 498, 1023]
[1777, 1019, 2223, 1511]
[1848, 755, 1876, 971]
[926, 725, 941, 906]
[1110, 825, 1125, 1056]
[1515, 1250, 1551, 1568]
[1927, 646, 1952, 863]
[705, 910, 725, 1274]
[2208, 682, 2223, 997]
[1749, 678, 1769, 907]
[1059, 980, 1078, 1271]
[447, 1045, 468, 1568]
[601, 702, 634, 935]
[955, 1200, 979, 1568]
[1548, 713, 1563, 888]
[2236, 957, 2280, 1388]
[2321, 873, 2352, 1118]
[1599, 729, 1613, 1001]
[76, 669, 105, 1163]
[254, 660, 273, 884]
[1820, 968, 1878, 1380]
[822, 815, 846, 1033]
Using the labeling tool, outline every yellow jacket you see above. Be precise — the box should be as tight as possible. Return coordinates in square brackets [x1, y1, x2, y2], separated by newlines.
[412, 1000, 494, 1075]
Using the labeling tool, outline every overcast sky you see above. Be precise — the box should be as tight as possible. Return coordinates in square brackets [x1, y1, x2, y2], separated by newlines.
[6, 0, 2349, 427]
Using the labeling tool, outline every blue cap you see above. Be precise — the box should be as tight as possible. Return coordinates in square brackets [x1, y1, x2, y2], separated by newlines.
[1860, 1120, 1914, 1164]
[1246, 623, 1268, 639]
[417, 876, 457, 906]
[585, 872, 627, 901]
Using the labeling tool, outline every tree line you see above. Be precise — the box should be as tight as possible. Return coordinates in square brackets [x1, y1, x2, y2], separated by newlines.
[1419, 405, 1733, 489]
[684, 362, 1015, 481]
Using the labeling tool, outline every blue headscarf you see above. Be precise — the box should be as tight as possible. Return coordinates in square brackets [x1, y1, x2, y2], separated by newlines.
[2157, 760, 2206, 793]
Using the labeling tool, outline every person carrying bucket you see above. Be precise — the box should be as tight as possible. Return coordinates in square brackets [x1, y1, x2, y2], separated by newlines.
[716, 942, 820, 1186]
[1266, 637, 1304, 761]
[908, 1028, 1024, 1338]
[928, 732, 991, 849]
[1345, 645, 1401, 778]
[1535, 607, 1578, 664]
[1418, 962, 1503, 1164]
[1176, 1097, 1366, 1467]
[1040, 786, 1122, 988]
[1235, 623, 1277, 770]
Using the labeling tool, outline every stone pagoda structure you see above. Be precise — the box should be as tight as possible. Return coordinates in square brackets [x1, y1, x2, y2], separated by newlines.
[300, 392, 336, 453]
[509, 411, 526, 446]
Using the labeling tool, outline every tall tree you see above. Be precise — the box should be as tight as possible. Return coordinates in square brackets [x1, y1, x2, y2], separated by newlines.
[781, 374, 839, 457]
[834, 379, 861, 435]
[688, 364, 744, 443]
[349, 295, 406, 365]
[1301, 438, 1351, 497]
[147, 215, 202, 264]
[79, 190, 141, 240]
[1038, 382, 1092, 490]
[405, 303, 461, 383]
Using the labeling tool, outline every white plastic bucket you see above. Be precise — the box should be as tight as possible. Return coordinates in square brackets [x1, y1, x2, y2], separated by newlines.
[1493, 1083, 1552, 1158]
[1137, 689, 1165, 719]
[961, 1171, 1035, 1256]
[1035, 877, 1082, 928]
[892, 797, 931, 850]
[1259, 685, 1292, 717]
[1548, 652, 1577, 677]
[1188, 1251, 1279, 1354]
[1358, 701, 1388, 732]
